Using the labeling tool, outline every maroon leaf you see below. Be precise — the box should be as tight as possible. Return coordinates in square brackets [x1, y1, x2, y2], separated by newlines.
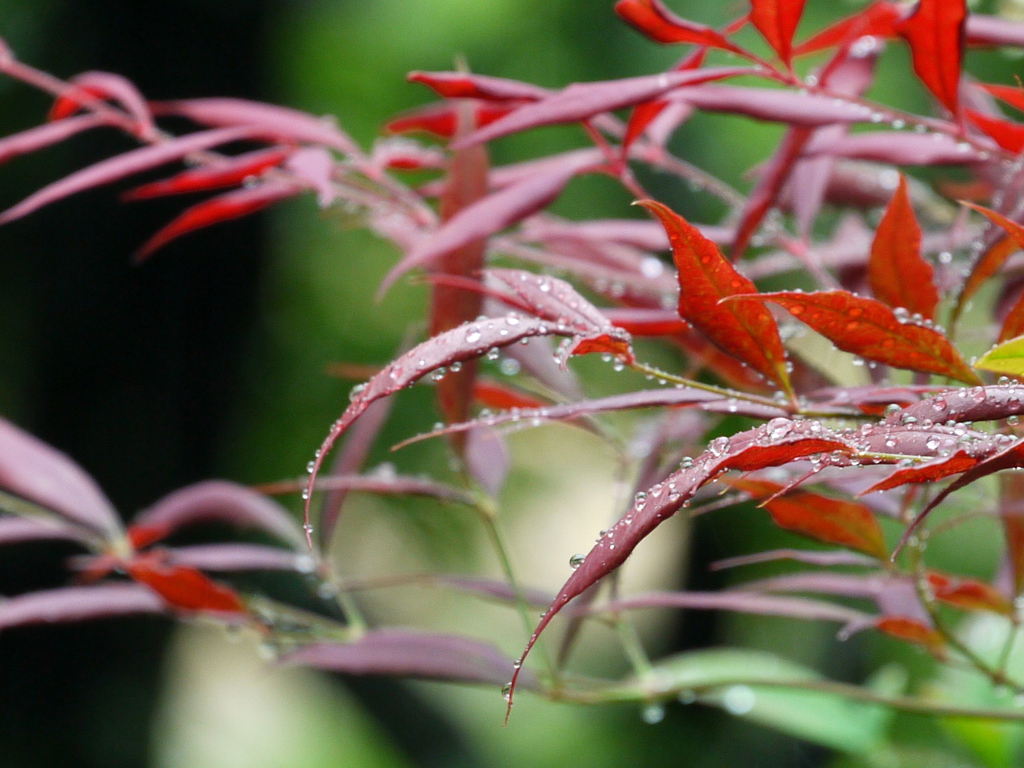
[453, 67, 751, 149]
[130, 480, 304, 548]
[152, 98, 359, 156]
[464, 427, 509, 497]
[886, 385, 1024, 426]
[734, 291, 980, 384]
[127, 552, 247, 614]
[861, 451, 978, 494]
[604, 307, 689, 336]
[135, 182, 301, 261]
[384, 101, 516, 139]
[257, 472, 475, 506]
[1000, 473, 1024, 594]
[750, 0, 807, 66]
[0, 418, 121, 536]
[406, 71, 548, 102]
[673, 85, 879, 127]
[729, 478, 887, 558]
[875, 616, 945, 656]
[614, 0, 749, 55]
[0, 114, 110, 165]
[1000, 290, 1024, 343]
[505, 419, 853, 713]
[303, 309, 633, 541]
[895, 0, 967, 115]
[286, 630, 537, 689]
[122, 147, 291, 200]
[925, 571, 1012, 615]
[587, 589, 870, 628]
[639, 200, 792, 395]
[0, 584, 165, 630]
[868, 175, 937, 320]
[0, 126, 258, 226]
[49, 71, 155, 139]
[378, 159, 595, 295]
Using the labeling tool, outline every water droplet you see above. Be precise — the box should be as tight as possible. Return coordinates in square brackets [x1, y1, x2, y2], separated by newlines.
[306, 460, 316, 473]
[722, 685, 756, 715]
[634, 491, 648, 510]
[465, 327, 482, 344]
[569, 553, 585, 569]
[641, 704, 665, 724]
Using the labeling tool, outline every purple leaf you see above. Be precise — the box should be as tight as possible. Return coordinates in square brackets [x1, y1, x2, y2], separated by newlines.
[464, 427, 509, 497]
[804, 130, 983, 165]
[585, 590, 871, 628]
[0, 126, 258, 225]
[378, 160, 596, 294]
[166, 543, 308, 572]
[886, 385, 1024, 426]
[285, 629, 537, 689]
[53, 71, 155, 138]
[0, 516, 92, 547]
[672, 85, 878, 127]
[505, 419, 855, 712]
[966, 14, 1024, 47]
[132, 480, 304, 548]
[259, 472, 475, 506]
[453, 67, 752, 148]
[0, 418, 120, 536]
[152, 98, 360, 156]
[711, 549, 880, 570]
[0, 584, 165, 630]
[0, 114, 110, 165]
[407, 71, 550, 101]
[437, 576, 553, 607]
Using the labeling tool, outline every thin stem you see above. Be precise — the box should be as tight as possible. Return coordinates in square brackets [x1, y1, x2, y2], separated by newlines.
[628, 360, 781, 408]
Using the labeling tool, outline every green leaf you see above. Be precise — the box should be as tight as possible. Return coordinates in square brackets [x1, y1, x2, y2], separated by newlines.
[975, 336, 1024, 377]
[611, 648, 896, 753]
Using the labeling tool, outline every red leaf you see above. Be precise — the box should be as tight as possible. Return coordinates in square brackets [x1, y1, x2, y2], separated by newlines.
[980, 83, 1024, 114]
[135, 182, 301, 261]
[1000, 290, 1024, 343]
[127, 553, 246, 614]
[622, 99, 670, 156]
[49, 71, 155, 139]
[895, 0, 967, 115]
[152, 98, 359, 156]
[1000, 473, 1024, 594]
[504, 419, 853, 715]
[956, 202, 1024, 318]
[384, 102, 516, 138]
[472, 380, 548, 411]
[734, 290, 980, 384]
[378, 158, 596, 294]
[730, 478, 886, 558]
[603, 307, 689, 336]
[638, 200, 792, 395]
[792, 1, 901, 56]
[614, 0, 749, 55]
[861, 450, 978, 494]
[868, 175, 937, 320]
[0, 114, 110, 166]
[122, 147, 291, 200]
[925, 571, 1012, 615]
[0, 126, 258, 226]
[452, 67, 751, 149]
[750, 0, 807, 66]
[875, 616, 945, 657]
[406, 71, 548, 102]
[964, 109, 1024, 153]
[886, 384, 1024, 426]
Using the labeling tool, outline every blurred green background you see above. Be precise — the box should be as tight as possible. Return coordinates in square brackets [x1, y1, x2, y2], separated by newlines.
[2, 1, 1024, 766]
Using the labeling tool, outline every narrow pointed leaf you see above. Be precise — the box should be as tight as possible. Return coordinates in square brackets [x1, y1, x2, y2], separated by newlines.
[0, 584, 165, 630]
[975, 336, 1024, 377]
[964, 109, 1024, 153]
[287, 630, 536, 688]
[750, 0, 807, 65]
[303, 311, 633, 539]
[638, 200, 791, 393]
[453, 67, 751, 148]
[925, 571, 1012, 615]
[256, 473, 475, 506]
[0, 114, 110, 165]
[135, 182, 301, 261]
[1000, 291, 1024, 343]
[378, 161, 593, 294]
[875, 616, 945, 656]
[123, 147, 291, 200]
[868, 175, 937, 319]
[804, 130, 981, 165]
[979, 83, 1024, 113]
[886, 384, 1024, 426]
[730, 479, 886, 558]
[735, 291, 980, 384]
[614, 0, 749, 55]
[675, 85, 879, 127]
[406, 71, 548, 101]
[895, 0, 967, 115]
[166, 543, 309, 572]
[49, 71, 154, 138]
[0, 418, 120, 536]
[1000, 473, 1024, 594]
[0, 516, 91, 547]
[505, 420, 853, 713]
[0, 126, 257, 226]
[965, 14, 1024, 48]
[712, 549, 879, 570]
[862, 451, 978, 494]
[957, 238, 1018, 321]
[384, 102, 515, 138]
[127, 554, 246, 614]
[792, 2, 902, 56]
[131, 480, 305, 548]
[153, 98, 359, 155]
